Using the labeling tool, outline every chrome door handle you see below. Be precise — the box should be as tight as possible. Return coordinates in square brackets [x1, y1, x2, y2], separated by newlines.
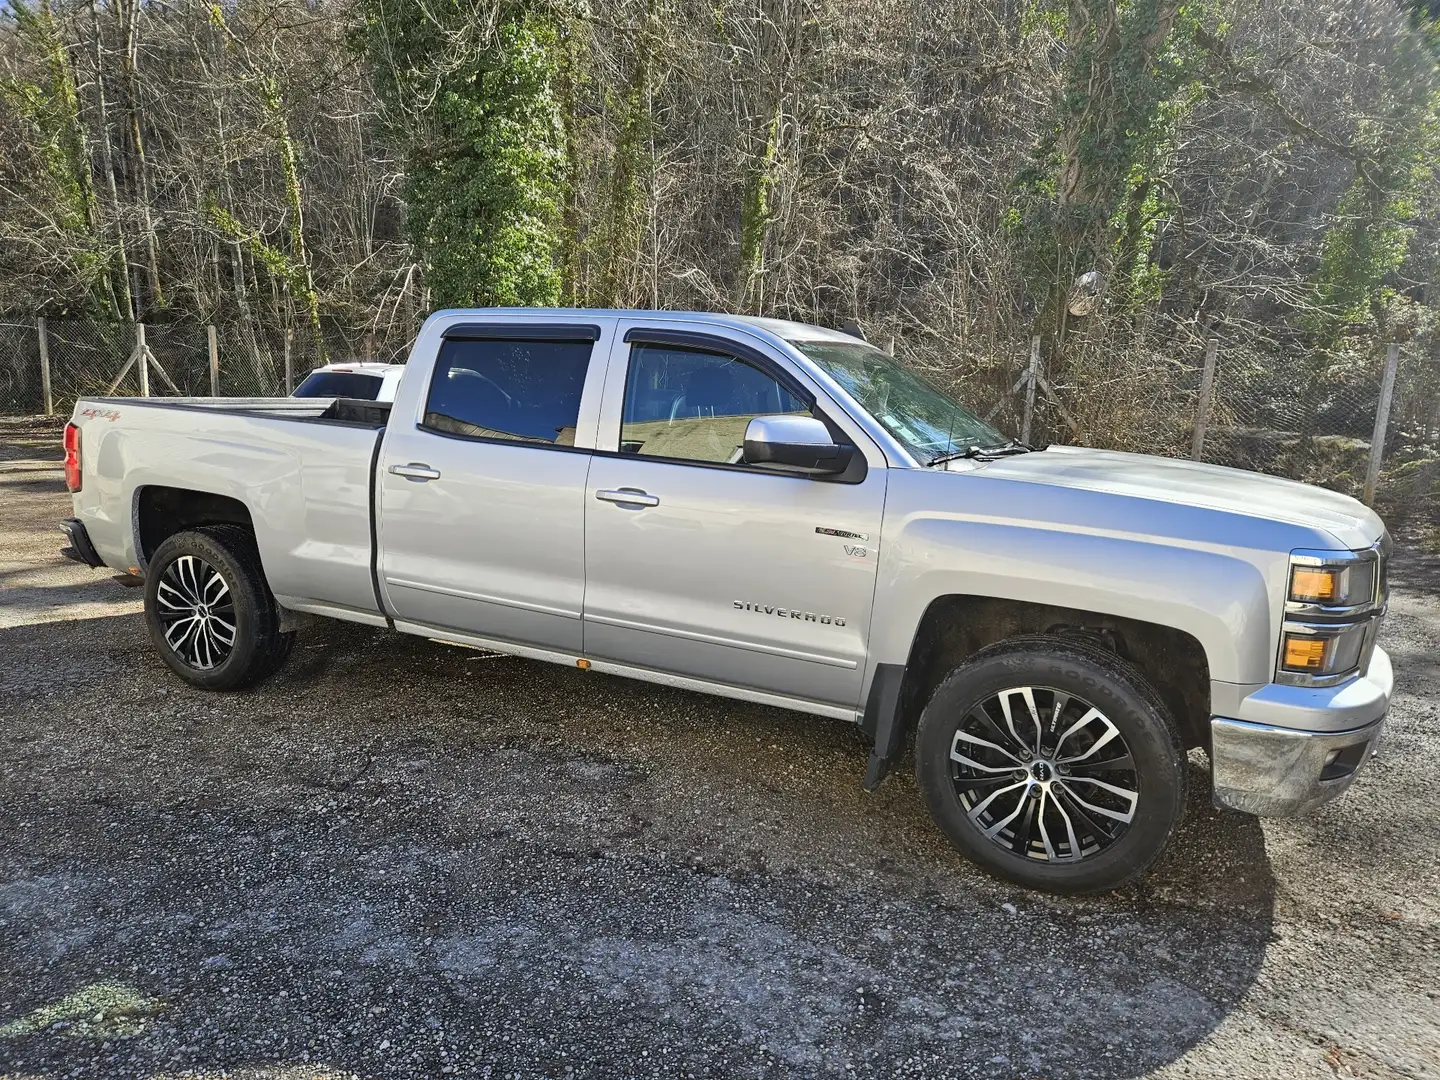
[389, 462, 441, 482]
[595, 488, 659, 508]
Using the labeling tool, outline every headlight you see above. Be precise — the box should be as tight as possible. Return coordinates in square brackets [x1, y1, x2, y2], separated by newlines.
[1278, 544, 1386, 687]
[1287, 557, 1376, 610]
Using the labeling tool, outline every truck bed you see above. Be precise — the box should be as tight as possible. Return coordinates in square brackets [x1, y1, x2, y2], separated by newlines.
[68, 394, 390, 624]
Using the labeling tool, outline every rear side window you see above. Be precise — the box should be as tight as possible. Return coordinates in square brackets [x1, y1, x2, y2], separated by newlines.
[294, 371, 383, 399]
[424, 338, 593, 446]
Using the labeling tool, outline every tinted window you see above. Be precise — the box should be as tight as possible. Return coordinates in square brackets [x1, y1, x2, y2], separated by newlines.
[293, 371, 383, 400]
[424, 338, 593, 446]
[620, 344, 810, 465]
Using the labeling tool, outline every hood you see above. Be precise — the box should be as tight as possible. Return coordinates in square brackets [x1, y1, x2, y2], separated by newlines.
[946, 445, 1384, 550]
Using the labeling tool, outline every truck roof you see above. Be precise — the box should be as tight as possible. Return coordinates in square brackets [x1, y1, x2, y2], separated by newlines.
[427, 308, 862, 345]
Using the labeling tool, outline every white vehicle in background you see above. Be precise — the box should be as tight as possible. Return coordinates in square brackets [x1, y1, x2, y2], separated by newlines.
[291, 362, 405, 402]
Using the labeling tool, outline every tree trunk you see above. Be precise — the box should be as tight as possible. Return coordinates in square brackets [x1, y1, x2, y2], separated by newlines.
[86, 0, 133, 319]
[735, 100, 782, 312]
[116, 0, 163, 309]
[264, 75, 325, 361]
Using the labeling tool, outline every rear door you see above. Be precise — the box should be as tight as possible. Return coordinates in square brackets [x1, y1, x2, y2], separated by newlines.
[377, 319, 612, 653]
[581, 323, 888, 712]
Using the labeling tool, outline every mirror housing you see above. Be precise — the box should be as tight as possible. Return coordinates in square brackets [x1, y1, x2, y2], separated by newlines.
[742, 415, 851, 475]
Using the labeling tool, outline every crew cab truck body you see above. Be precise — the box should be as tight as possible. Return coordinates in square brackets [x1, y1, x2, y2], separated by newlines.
[61, 309, 1393, 893]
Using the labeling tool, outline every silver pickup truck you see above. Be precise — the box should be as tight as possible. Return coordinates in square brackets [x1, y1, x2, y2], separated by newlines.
[60, 309, 1393, 893]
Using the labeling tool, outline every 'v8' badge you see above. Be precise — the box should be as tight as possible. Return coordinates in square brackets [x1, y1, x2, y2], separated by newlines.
[844, 544, 868, 558]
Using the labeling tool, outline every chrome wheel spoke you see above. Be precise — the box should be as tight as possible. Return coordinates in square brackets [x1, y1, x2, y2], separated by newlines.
[1054, 707, 1113, 759]
[998, 687, 1043, 757]
[156, 580, 191, 610]
[1047, 788, 1084, 861]
[969, 781, 1031, 839]
[176, 556, 200, 604]
[203, 570, 229, 606]
[1008, 793, 1039, 855]
[1036, 788, 1061, 860]
[165, 614, 200, 650]
[1070, 751, 1135, 774]
[1059, 776, 1138, 823]
[951, 727, 1025, 771]
[1052, 782, 1125, 844]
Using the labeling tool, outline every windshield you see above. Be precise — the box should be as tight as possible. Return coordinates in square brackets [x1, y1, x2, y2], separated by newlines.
[293, 370, 384, 400]
[789, 340, 1007, 462]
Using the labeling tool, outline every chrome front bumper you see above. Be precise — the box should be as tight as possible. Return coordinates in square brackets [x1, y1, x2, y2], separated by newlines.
[1209, 642, 1391, 816]
[1210, 715, 1385, 816]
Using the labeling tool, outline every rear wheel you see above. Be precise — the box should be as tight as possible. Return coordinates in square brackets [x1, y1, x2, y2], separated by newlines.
[143, 525, 294, 691]
[915, 637, 1186, 894]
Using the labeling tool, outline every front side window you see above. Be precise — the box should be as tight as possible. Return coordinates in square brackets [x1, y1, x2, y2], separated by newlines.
[620, 344, 811, 465]
[424, 337, 593, 446]
[789, 339, 1005, 463]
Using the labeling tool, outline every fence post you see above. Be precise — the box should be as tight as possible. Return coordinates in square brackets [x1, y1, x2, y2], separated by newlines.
[207, 325, 220, 396]
[37, 316, 53, 416]
[1021, 336, 1040, 444]
[283, 326, 293, 393]
[136, 323, 150, 397]
[1191, 337, 1219, 461]
[1363, 343, 1401, 507]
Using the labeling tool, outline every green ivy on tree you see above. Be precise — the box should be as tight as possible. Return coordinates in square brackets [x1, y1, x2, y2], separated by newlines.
[1009, 0, 1202, 331]
[358, 1, 566, 308]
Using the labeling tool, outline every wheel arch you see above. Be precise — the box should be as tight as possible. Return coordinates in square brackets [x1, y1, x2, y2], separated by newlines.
[862, 594, 1212, 788]
[134, 485, 255, 570]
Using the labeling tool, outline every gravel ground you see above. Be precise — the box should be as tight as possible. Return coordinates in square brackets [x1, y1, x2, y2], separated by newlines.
[1, 412, 1436, 1080]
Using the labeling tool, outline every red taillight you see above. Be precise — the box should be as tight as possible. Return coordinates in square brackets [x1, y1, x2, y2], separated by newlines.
[63, 422, 81, 492]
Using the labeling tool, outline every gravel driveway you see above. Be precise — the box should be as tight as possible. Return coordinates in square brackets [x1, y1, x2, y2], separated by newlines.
[1, 413, 1436, 1080]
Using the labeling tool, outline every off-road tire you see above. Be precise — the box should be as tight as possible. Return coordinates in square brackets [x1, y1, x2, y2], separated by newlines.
[143, 525, 294, 691]
[915, 635, 1186, 894]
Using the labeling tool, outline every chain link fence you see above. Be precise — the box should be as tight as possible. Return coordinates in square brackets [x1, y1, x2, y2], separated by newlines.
[2, 312, 1435, 528]
[1007, 328, 1438, 529]
[0, 315, 421, 415]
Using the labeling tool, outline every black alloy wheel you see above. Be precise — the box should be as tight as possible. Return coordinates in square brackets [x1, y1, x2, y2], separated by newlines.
[915, 636, 1186, 894]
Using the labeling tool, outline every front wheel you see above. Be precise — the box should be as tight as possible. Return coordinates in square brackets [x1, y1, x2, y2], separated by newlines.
[143, 525, 294, 691]
[915, 637, 1186, 894]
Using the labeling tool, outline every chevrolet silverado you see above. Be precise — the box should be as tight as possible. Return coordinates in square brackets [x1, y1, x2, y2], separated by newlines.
[59, 309, 1393, 893]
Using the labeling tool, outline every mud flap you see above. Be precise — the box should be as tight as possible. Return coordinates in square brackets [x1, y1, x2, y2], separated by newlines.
[860, 663, 906, 790]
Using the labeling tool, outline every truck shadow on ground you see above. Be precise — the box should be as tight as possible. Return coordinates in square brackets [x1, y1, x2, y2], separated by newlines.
[0, 613, 1276, 1080]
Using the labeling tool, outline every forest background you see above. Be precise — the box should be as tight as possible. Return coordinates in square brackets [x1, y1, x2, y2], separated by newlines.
[1, 0, 1437, 514]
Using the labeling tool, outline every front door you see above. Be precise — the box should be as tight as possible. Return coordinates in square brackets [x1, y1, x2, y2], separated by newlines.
[582, 327, 887, 711]
[378, 323, 610, 653]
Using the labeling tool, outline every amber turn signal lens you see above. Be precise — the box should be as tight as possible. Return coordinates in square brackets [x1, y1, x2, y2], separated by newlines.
[1290, 567, 1338, 602]
[1283, 635, 1330, 671]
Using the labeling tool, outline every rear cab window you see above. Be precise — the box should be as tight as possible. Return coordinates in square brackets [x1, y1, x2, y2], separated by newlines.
[294, 371, 384, 400]
[423, 337, 594, 446]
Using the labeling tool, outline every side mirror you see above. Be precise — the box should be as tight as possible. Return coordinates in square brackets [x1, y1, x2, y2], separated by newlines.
[742, 415, 851, 475]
